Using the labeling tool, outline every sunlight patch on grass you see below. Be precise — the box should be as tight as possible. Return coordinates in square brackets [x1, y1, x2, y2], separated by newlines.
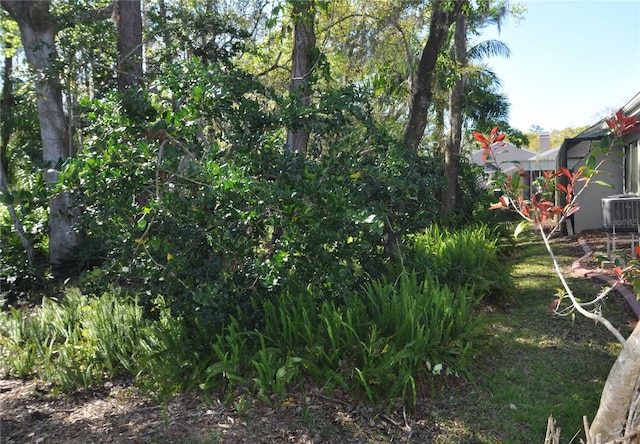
[514, 335, 561, 348]
[486, 322, 514, 334]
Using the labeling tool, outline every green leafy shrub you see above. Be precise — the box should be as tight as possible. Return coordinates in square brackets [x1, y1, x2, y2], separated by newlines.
[60, 59, 446, 330]
[262, 271, 482, 407]
[0, 288, 208, 396]
[404, 224, 514, 303]
[0, 173, 50, 304]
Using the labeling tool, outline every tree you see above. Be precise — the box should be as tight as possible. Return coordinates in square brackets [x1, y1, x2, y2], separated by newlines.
[116, 0, 143, 91]
[1, 19, 14, 183]
[587, 324, 640, 441]
[441, 1, 516, 218]
[403, 0, 465, 152]
[441, 13, 467, 219]
[286, 0, 316, 154]
[315, 0, 426, 129]
[0, 0, 81, 264]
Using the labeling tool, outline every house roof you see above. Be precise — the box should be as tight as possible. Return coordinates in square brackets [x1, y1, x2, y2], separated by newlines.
[526, 147, 560, 172]
[575, 123, 608, 139]
[559, 90, 640, 169]
[623, 91, 640, 117]
[529, 147, 560, 162]
[470, 142, 538, 174]
[470, 142, 559, 174]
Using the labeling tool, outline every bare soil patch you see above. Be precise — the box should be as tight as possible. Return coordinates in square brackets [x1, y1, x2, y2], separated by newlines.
[0, 377, 444, 443]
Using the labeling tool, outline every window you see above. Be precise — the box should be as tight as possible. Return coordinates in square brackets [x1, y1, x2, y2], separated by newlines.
[626, 141, 640, 194]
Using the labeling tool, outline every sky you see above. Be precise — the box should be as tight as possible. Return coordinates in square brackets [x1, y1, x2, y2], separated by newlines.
[475, 0, 640, 132]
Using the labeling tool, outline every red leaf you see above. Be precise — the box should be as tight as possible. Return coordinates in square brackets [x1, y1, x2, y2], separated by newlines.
[473, 132, 490, 148]
[606, 109, 638, 136]
[559, 167, 573, 180]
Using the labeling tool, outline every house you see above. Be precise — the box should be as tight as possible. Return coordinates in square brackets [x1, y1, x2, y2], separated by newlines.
[471, 132, 559, 198]
[556, 91, 640, 234]
[471, 141, 537, 174]
[527, 131, 561, 194]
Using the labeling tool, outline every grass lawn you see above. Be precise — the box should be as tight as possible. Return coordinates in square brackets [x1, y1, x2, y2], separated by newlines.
[428, 234, 635, 443]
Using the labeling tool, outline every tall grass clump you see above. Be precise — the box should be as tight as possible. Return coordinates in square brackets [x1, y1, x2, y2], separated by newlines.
[0, 288, 204, 395]
[262, 271, 483, 407]
[405, 224, 514, 302]
[0, 289, 144, 390]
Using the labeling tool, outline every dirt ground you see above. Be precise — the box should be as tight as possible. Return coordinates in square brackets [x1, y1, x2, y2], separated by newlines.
[0, 377, 438, 443]
[0, 230, 634, 444]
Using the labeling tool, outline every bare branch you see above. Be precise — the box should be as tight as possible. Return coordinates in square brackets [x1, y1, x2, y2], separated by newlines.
[539, 223, 627, 344]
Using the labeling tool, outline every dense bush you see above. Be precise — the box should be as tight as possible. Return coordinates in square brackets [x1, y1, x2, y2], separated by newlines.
[58, 59, 446, 330]
[0, 40, 509, 411]
[259, 269, 482, 406]
[403, 224, 515, 302]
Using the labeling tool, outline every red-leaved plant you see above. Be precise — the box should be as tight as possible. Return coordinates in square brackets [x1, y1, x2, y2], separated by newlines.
[475, 109, 639, 344]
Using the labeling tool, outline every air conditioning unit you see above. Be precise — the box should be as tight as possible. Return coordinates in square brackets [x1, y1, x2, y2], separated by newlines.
[601, 195, 640, 256]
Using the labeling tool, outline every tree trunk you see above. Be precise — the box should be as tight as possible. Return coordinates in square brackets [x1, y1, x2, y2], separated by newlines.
[589, 325, 640, 442]
[286, 0, 316, 154]
[1, 39, 13, 181]
[1, 0, 81, 264]
[116, 0, 143, 90]
[403, 0, 465, 153]
[442, 14, 468, 219]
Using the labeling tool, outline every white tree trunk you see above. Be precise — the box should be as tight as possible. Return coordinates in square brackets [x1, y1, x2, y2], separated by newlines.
[589, 325, 640, 442]
[1, 0, 81, 263]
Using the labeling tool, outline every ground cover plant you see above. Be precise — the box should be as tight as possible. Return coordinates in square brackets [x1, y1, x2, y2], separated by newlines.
[404, 223, 515, 301]
[0, 224, 500, 405]
[0, 233, 633, 443]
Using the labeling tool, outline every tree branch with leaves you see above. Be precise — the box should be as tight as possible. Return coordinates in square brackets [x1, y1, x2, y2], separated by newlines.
[475, 109, 640, 442]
